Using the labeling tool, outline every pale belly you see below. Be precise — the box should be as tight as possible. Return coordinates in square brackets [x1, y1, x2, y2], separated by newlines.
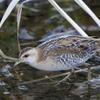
[30, 58, 79, 71]
[28, 54, 93, 71]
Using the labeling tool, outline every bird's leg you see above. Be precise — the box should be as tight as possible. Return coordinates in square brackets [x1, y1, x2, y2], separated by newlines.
[85, 63, 91, 81]
[87, 66, 91, 81]
[55, 68, 77, 86]
[71, 67, 76, 76]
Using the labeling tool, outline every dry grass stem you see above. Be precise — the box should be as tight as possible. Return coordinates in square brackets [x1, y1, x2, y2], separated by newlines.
[0, 49, 18, 62]
[48, 0, 88, 37]
[19, 65, 100, 85]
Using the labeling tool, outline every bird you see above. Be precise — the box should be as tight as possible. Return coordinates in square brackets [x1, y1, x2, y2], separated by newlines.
[15, 35, 100, 71]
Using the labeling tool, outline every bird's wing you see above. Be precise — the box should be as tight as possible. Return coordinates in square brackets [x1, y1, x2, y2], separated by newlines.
[38, 35, 86, 50]
[45, 46, 87, 58]
[39, 35, 96, 54]
[42, 36, 97, 64]
[44, 44, 94, 67]
[38, 35, 99, 67]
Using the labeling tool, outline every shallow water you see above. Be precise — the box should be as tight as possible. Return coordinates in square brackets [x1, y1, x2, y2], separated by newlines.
[0, 0, 100, 100]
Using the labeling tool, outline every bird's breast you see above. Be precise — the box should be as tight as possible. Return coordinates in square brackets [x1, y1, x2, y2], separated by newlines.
[33, 57, 73, 71]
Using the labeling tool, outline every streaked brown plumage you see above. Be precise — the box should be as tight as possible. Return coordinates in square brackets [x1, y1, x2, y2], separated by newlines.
[15, 35, 100, 71]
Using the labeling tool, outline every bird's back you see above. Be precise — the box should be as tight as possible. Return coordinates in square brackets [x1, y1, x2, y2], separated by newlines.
[37, 36, 100, 71]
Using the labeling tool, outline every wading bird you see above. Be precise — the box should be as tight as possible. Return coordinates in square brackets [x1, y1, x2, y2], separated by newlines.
[15, 35, 100, 71]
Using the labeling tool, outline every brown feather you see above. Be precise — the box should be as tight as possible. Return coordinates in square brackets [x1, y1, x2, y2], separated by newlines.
[38, 36, 100, 59]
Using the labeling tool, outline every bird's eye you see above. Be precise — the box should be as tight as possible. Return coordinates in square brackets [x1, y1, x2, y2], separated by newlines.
[23, 54, 29, 58]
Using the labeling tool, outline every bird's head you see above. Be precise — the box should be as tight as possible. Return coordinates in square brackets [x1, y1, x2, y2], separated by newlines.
[15, 48, 39, 66]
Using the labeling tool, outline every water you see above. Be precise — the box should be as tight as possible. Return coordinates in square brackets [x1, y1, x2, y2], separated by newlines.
[0, 0, 100, 100]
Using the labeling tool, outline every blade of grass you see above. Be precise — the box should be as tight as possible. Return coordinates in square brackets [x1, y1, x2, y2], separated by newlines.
[48, 0, 89, 37]
[0, 0, 20, 28]
[74, 0, 100, 27]
[17, 0, 33, 32]
[16, 0, 33, 52]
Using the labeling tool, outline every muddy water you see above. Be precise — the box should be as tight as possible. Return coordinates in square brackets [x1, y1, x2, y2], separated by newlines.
[0, 0, 100, 100]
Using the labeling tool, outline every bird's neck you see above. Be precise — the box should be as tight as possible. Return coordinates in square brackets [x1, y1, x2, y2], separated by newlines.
[36, 47, 46, 62]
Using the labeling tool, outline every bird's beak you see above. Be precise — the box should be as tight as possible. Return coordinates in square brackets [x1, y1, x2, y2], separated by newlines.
[14, 59, 22, 66]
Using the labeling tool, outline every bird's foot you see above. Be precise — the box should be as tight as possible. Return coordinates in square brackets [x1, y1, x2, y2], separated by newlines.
[45, 75, 57, 82]
[55, 72, 71, 86]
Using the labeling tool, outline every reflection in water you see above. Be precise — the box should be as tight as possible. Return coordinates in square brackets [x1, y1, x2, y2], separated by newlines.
[19, 28, 34, 40]
[72, 77, 100, 99]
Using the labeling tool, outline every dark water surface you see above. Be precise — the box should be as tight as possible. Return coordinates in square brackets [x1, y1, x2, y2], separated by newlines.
[0, 0, 100, 100]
